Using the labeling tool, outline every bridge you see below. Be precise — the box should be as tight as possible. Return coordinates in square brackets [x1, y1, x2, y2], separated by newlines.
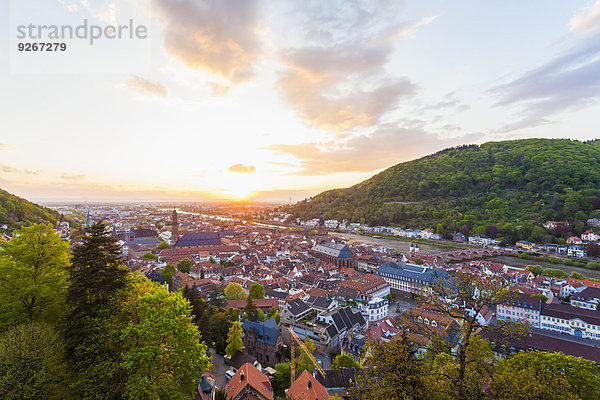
[429, 248, 518, 264]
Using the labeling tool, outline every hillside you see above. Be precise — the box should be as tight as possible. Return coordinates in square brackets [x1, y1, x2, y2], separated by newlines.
[284, 139, 600, 243]
[0, 188, 60, 232]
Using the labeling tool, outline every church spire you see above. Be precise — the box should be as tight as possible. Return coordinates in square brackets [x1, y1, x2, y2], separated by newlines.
[171, 208, 179, 248]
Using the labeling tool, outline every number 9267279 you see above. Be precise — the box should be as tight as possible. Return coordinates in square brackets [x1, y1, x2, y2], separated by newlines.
[18, 42, 66, 51]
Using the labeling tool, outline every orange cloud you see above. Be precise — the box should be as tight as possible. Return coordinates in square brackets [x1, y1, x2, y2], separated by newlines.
[125, 76, 168, 97]
[266, 125, 479, 175]
[154, 0, 262, 85]
[228, 164, 256, 173]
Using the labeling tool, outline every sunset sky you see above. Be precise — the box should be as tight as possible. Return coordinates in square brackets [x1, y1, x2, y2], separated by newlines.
[1, 0, 600, 202]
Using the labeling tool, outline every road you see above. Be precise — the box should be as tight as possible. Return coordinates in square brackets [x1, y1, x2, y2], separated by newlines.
[209, 348, 228, 388]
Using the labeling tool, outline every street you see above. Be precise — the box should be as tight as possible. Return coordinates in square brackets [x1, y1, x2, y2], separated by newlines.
[209, 347, 228, 388]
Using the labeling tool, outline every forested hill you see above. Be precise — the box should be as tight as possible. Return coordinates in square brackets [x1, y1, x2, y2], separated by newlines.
[284, 139, 600, 241]
[0, 188, 60, 232]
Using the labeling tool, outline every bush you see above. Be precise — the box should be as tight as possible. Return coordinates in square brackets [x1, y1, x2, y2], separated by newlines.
[587, 262, 600, 270]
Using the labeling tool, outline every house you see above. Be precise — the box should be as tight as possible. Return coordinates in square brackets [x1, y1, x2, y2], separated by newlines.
[567, 236, 583, 245]
[401, 308, 461, 355]
[315, 368, 357, 399]
[496, 292, 542, 328]
[286, 370, 330, 400]
[452, 232, 466, 242]
[571, 287, 600, 310]
[227, 298, 279, 313]
[281, 299, 313, 322]
[568, 245, 586, 258]
[582, 230, 600, 242]
[242, 318, 283, 367]
[544, 221, 570, 230]
[363, 297, 388, 323]
[540, 303, 600, 340]
[225, 362, 274, 400]
[468, 234, 496, 246]
[196, 374, 215, 400]
[587, 218, 600, 227]
[516, 240, 535, 250]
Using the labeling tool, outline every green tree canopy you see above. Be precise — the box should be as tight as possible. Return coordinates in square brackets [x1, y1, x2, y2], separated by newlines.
[249, 283, 265, 299]
[243, 296, 257, 321]
[121, 285, 211, 400]
[224, 282, 246, 300]
[0, 223, 70, 326]
[176, 258, 192, 273]
[142, 252, 157, 261]
[569, 271, 585, 280]
[352, 337, 426, 400]
[272, 363, 291, 398]
[162, 264, 176, 286]
[491, 351, 600, 400]
[225, 321, 244, 359]
[525, 265, 543, 277]
[0, 322, 71, 400]
[157, 241, 170, 250]
[331, 353, 360, 369]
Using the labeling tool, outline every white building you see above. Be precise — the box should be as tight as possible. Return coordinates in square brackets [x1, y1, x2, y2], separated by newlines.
[496, 292, 542, 328]
[581, 230, 600, 242]
[571, 287, 600, 310]
[540, 303, 600, 340]
[364, 297, 388, 323]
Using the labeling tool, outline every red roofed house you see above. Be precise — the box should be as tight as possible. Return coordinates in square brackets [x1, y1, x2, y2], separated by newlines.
[224, 362, 273, 400]
[286, 370, 330, 400]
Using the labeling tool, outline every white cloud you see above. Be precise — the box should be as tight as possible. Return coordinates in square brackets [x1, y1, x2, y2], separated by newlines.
[570, 0, 600, 36]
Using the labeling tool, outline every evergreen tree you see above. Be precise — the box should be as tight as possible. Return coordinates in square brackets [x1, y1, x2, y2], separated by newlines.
[243, 296, 257, 321]
[64, 222, 131, 400]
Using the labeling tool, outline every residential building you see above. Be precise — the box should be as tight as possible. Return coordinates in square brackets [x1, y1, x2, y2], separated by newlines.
[568, 245, 586, 258]
[286, 370, 330, 400]
[582, 230, 600, 242]
[544, 221, 570, 230]
[224, 362, 274, 400]
[242, 318, 283, 367]
[496, 292, 542, 328]
[468, 233, 496, 246]
[364, 296, 388, 323]
[571, 287, 600, 310]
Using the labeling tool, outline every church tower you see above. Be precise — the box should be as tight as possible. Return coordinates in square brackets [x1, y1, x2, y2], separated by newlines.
[171, 208, 178, 248]
[316, 212, 327, 243]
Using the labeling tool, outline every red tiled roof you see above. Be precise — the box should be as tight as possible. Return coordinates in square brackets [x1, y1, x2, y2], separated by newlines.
[225, 362, 273, 400]
[287, 370, 330, 400]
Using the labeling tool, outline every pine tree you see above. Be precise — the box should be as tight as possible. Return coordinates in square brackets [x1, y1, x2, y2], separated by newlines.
[243, 296, 257, 321]
[64, 222, 131, 400]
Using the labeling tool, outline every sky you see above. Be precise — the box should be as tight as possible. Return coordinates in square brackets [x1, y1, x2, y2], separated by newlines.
[1, 0, 600, 203]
